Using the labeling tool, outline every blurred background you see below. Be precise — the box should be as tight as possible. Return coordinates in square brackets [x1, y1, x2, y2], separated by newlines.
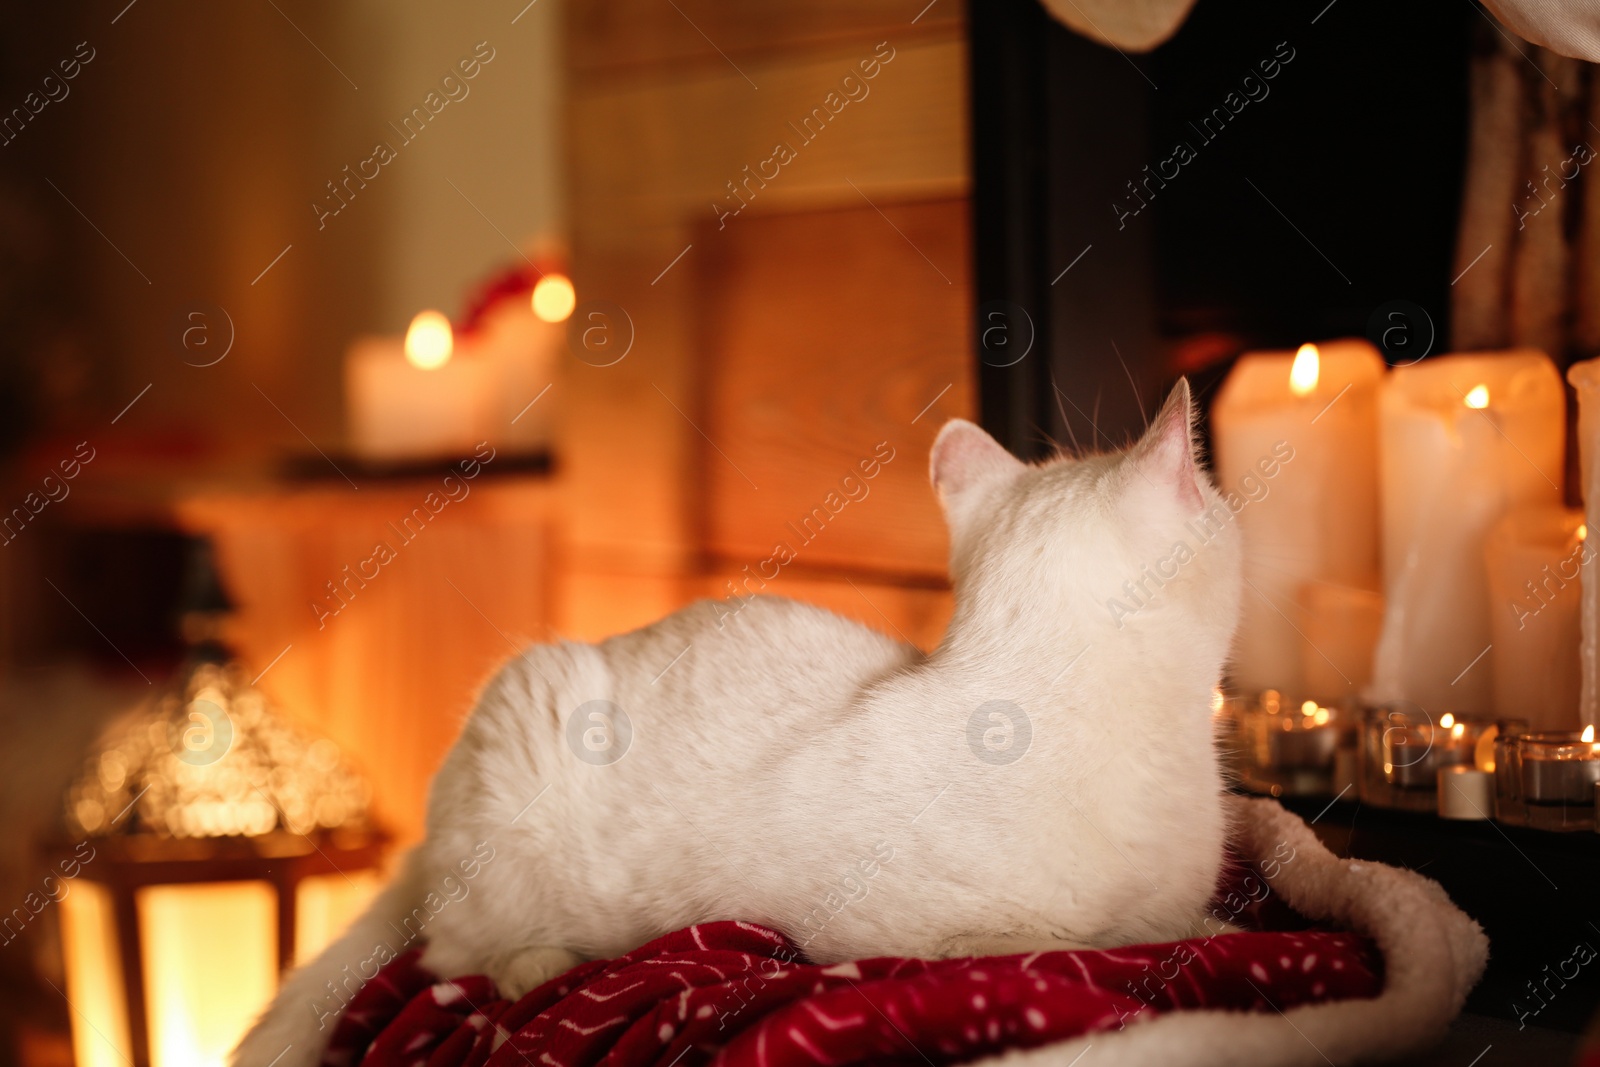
[0, 0, 1592, 1063]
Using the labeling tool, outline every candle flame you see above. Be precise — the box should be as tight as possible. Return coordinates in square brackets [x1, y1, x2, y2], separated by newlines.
[1464, 383, 1490, 409]
[404, 310, 453, 370]
[1289, 344, 1320, 398]
[1581, 524, 1589, 541]
[1585, 725, 1595, 743]
[1451, 722, 1465, 740]
[1439, 712, 1455, 729]
[1300, 700, 1317, 717]
[532, 274, 576, 323]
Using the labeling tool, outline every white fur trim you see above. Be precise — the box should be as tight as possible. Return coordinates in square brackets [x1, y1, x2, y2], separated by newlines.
[968, 797, 1488, 1067]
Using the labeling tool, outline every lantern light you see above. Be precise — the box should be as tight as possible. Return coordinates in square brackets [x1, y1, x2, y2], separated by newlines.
[57, 539, 386, 1067]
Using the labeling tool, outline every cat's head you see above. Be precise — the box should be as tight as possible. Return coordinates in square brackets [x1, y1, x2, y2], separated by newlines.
[929, 380, 1241, 663]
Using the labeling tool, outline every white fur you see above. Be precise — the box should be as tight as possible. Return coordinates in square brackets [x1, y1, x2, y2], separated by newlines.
[234, 380, 1242, 1067]
[968, 797, 1489, 1067]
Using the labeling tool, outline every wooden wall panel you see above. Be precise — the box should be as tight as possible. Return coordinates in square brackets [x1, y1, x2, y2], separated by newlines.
[569, 36, 969, 242]
[175, 480, 555, 847]
[561, 1, 972, 643]
[570, 0, 963, 78]
[697, 198, 972, 578]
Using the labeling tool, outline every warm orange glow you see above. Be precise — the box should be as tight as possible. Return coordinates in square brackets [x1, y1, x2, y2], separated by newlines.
[60, 880, 133, 1067]
[1451, 722, 1465, 741]
[1439, 712, 1455, 730]
[1464, 383, 1490, 409]
[532, 274, 576, 323]
[138, 882, 277, 1067]
[1585, 725, 1596, 743]
[1289, 344, 1319, 397]
[295, 871, 382, 965]
[1313, 708, 1331, 726]
[1476, 724, 1499, 772]
[1581, 525, 1589, 542]
[404, 310, 453, 369]
[1300, 700, 1317, 717]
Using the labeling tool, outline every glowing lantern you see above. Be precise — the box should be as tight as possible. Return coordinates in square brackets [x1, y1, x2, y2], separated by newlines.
[56, 541, 386, 1067]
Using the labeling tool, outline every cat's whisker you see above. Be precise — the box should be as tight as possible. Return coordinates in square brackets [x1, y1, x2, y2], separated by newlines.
[1031, 423, 1067, 460]
[1111, 340, 1147, 426]
[1050, 375, 1084, 456]
[1052, 378, 1111, 453]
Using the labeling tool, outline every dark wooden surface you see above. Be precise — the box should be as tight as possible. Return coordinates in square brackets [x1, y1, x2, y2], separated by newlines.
[1279, 794, 1600, 1064]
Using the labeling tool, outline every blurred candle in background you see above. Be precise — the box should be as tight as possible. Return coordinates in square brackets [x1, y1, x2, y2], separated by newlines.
[1296, 579, 1385, 702]
[465, 272, 572, 454]
[1371, 352, 1564, 715]
[346, 311, 493, 461]
[1484, 507, 1585, 731]
[1212, 339, 1385, 698]
[1568, 358, 1600, 731]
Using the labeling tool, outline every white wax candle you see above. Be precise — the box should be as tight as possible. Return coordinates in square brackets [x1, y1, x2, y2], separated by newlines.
[1212, 339, 1384, 697]
[1370, 352, 1564, 714]
[1295, 580, 1384, 703]
[1437, 766, 1493, 820]
[345, 336, 492, 461]
[1484, 507, 1584, 731]
[1568, 359, 1600, 730]
[465, 300, 562, 453]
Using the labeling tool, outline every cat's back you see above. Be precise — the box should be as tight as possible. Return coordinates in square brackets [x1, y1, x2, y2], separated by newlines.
[455, 595, 916, 769]
[604, 595, 919, 730]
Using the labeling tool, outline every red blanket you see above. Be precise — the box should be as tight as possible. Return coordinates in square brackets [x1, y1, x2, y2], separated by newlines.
[321, 905, 1382, 1067]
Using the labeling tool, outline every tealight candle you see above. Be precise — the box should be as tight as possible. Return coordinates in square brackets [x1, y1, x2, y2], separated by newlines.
[1519, 729, 1600, 830]
[1370, 352, 1565, 715]
[1361, 705, 1489, 811]
[1264, 698, 1339, 769]
[1212, 341, 1384, 697]
[1393, 713, 1483, 787]
[1437, 766, 1493, 820]
[1510, 729, 1600, 806]
[1234, 691, 1342, 796]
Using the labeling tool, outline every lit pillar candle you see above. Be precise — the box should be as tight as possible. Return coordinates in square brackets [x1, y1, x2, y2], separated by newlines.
[1370, 352, 1564, 714]
[471, 273, 572, 452]
[346, 310, 493, 462]
[1484, 507, 1584, 731]
[1212, 339, 1385, 697]
[1568, 359, 1600, 730]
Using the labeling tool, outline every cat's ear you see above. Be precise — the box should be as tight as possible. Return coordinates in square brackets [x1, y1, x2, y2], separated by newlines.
[1129, 379, 1205, 514]
[930, 419, 1024, 509]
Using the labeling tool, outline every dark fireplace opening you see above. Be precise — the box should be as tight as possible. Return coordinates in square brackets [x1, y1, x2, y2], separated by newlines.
[972, 0, 1474, 458]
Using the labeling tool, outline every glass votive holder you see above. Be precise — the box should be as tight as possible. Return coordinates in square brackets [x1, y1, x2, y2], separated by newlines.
[1213, 689, 1246, 787]
[1359, 704, 1489, 812]
[1491, 721, 1530, 824]
[1518, 731, 1600, 832]
[1235, 690, 1343, 797]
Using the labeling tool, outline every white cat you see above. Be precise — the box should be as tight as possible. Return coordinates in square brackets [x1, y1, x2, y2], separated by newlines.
[234, 380, 1241, 1067]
